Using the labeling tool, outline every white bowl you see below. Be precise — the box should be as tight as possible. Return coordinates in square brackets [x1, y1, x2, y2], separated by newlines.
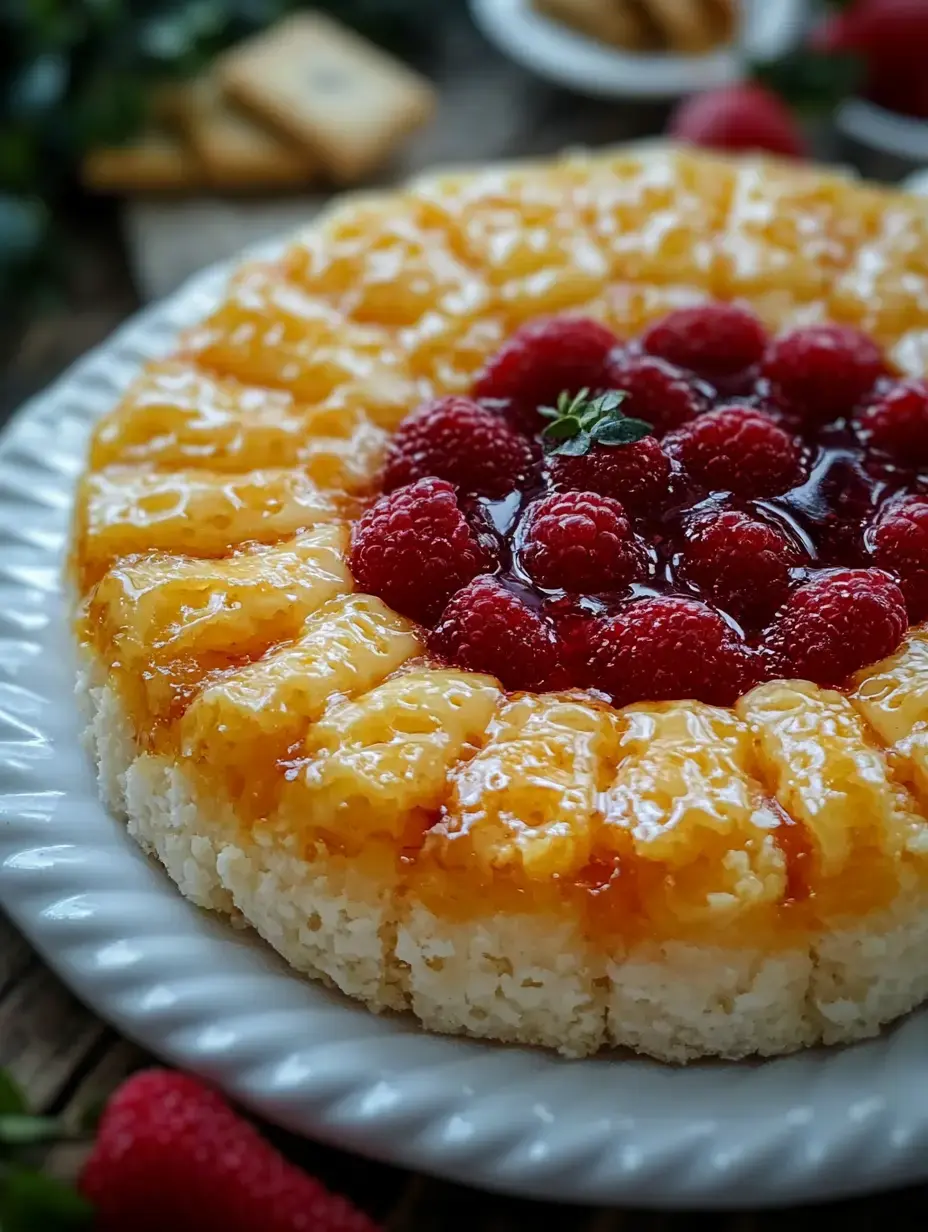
[469, 0, 806, 100]
[837, 98, 928, 165]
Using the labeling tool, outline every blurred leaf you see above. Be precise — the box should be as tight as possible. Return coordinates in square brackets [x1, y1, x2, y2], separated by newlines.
[753, 49, 864, 114]
[69, 71, 149, 148]
[7, 52, 69, 121]
[0, 131, 39, 190]
[0, 194, 46, 262]
[0, 1072, 26, 1118]
[140, 0, 228, 62]
[0, 0, 443, 301]
[0, 1168, 93, 1232]
[0, 1115, 66, 1149]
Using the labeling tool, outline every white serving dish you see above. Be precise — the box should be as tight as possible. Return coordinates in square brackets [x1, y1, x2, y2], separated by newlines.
[469, 0, 806, 101]
[2, 218, 928, 1211]
[837, 99, 928, 166]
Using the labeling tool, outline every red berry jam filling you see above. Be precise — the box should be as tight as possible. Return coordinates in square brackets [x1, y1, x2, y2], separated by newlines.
[350, 307, 925, 705]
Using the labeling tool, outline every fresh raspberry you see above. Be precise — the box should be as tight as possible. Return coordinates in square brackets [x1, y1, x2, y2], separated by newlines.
[641, 303, 769, 382]
[519, 492, 644, 593]
[350, 478, 491, 625]
[857, 379, 928, 464]
[586, 596, 761, 708]
[545, 595, 598, 683]
[382, 396, 536, 497]
[547, 434, 672, 518]
[762, 324, 886, 423]
[80, 1069, 379, 1232]
[473, 316, 618, 426]
[664, 405, 804, 497]
[602, 354, 711, 436]
[763, 567, 907, 685]
[430, 576, 563, 691]
[870, 494, 928, 620]
[668, 83, 807, 158]
[677, 508, 804, 627]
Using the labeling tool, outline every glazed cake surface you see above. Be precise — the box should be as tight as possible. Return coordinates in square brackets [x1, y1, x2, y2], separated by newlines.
[72, 147, 928, 1062]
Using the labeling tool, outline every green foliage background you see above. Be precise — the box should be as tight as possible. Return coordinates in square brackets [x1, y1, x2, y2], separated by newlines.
[0, 0, 435, 307]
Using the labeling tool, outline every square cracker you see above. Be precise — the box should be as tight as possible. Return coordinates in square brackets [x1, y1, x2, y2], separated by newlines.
[218, 12, 436, 185]
[175, 74, 316, 190]
[533, 0, 658, 48]
[644, 0, 721, 52]
[82, 129, 203, 195]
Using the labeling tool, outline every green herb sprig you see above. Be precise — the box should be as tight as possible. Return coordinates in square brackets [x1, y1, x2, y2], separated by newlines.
[539, 388, 653, 457]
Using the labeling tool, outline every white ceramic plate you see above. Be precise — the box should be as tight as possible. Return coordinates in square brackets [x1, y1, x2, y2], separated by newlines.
[469, 0, 806, 100]
[836, 98, 928, 165]
[3, 247, 928, 1212]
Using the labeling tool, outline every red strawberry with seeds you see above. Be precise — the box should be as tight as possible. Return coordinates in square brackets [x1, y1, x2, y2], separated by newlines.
[430, 576, 563, 691]
[383, 395, 536, 497]
[351, 478, 492, 625]
[80, 1069, 379, 1232]
[473, 316, 618, 428]
[814, 0, 928, 81]
[668, 83, 807, 159]
[586, 596, 761, 709]
[763, 567, 907, 685]
[519, 491, 645, 593]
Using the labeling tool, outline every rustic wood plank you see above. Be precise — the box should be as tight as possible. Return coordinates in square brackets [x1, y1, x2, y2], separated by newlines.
[0, 964, 106, 1109]
[0, 913, 35, 997]
[584, 1211, 629, 1232]
[55, 1034, 144, 1124]
[42, 1035, 145, 1184]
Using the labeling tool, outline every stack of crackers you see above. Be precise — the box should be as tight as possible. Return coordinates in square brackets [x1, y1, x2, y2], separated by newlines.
[83, 12, 436, 196]
[534, 0, 738, 53]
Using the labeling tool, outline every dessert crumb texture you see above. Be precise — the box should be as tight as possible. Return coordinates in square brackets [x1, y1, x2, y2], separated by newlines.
[71, 149, 928, 1061]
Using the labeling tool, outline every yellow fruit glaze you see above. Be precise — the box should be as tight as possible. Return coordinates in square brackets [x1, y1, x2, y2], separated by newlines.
[74, 148, 928, 948]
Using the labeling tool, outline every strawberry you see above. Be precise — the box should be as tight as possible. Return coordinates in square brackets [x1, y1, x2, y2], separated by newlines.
[80, 1069, 380, 1232]
[814, 0, 928, 78]
[668, 83, 807, 159]
[813, 0, 928, 118]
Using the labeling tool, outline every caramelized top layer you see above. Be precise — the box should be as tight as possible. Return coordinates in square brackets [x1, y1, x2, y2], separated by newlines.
[73, 149, 928, 942]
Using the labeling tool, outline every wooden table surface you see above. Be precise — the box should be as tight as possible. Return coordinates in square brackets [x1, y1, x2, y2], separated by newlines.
[4, 6, 928, 1225]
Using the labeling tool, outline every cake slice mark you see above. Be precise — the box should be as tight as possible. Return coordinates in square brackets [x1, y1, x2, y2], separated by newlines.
[851, 628, 928, 819]
[73, 465, 353, 589]
[737, 680, 928, 921]
[179, 261, 410, 405]
[90, 360, 388, 492]
[399, 691, 617, 1055]
[180, 592, 423, 819]
[81, 526, 352, 736]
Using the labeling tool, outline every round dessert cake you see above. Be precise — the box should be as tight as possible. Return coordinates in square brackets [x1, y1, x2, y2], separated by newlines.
[72, 147, 928, 1063]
